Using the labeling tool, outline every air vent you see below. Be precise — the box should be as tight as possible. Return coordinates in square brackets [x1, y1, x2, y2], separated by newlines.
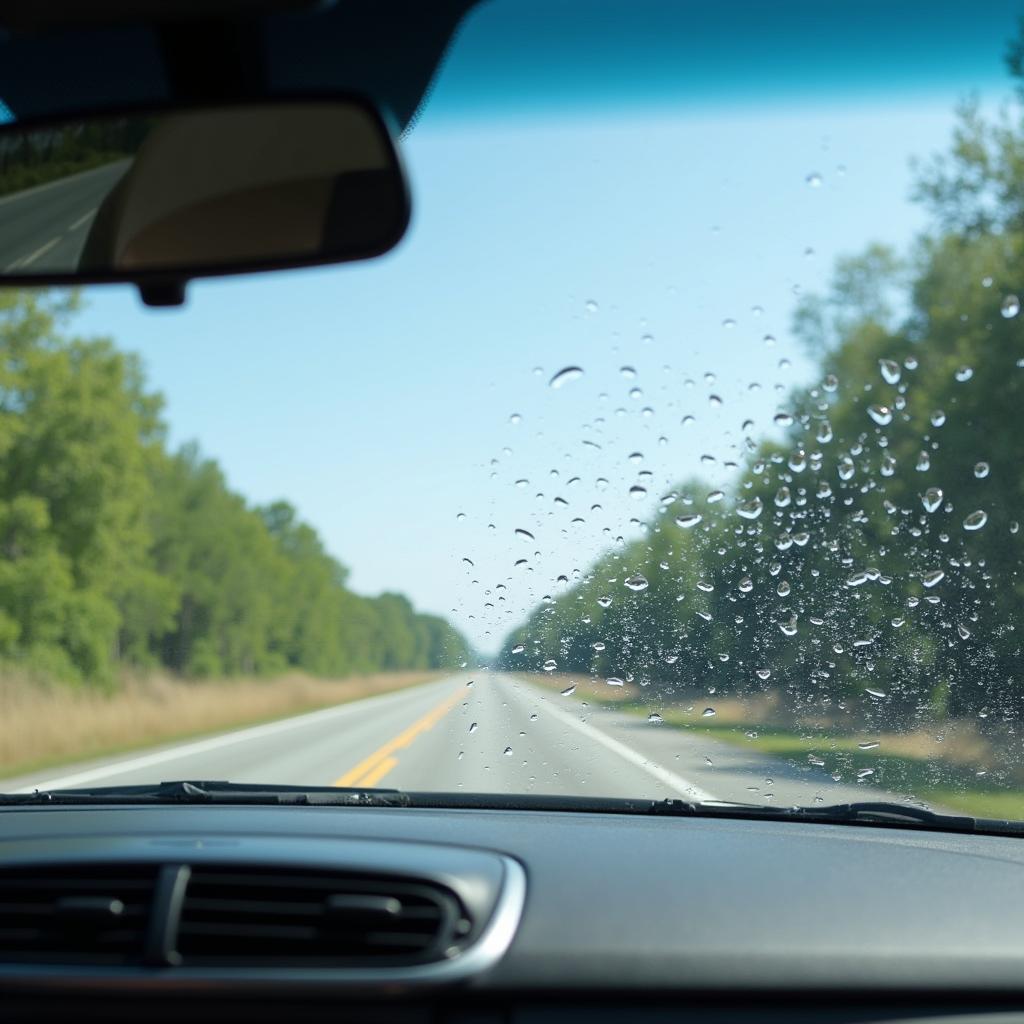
[0, 864, 159, 965]
[176, 868, 466, 967]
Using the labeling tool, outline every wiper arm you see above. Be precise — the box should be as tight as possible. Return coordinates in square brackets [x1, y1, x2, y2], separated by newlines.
[0, 780, 410, 807]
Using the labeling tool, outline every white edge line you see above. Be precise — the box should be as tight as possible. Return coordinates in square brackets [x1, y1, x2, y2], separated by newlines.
[68, 208, 97, 232]
[18, 235, 60, 268]
[12, 678, 454, 793]
[515, 679, 716, 802]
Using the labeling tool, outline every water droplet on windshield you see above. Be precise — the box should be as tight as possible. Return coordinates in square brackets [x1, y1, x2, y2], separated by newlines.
[738, 576, 754, 593]
[675, 513, 703, 529]
[974, 461, 990, 479]
[879, 359, 902, 385]
[776, 580, 791, 596]
[823, 374, 839, 392]
[707, 490, 724, 504]
[864, 688, 887, 700]
[624, 574, 649, 592]
[922, 570, 946, 588]
[774, 486, 792, 508]
[585, 299, 599, 314]
[469, 722, 478, 733]
[954, 366, 974, 383]
[549, 366, 584, 389]
[930, 410, 947, 427]
[515, 528, 535, 541]
[916, 451, 931, 472]
[606, 676, 624, 687]
[620, 365, 636, 379]
[867, 404, 893, 426]
[701, 707, 716, 718]
[838, 456, 855, 481]
[779, 615, 799, 637]
[542, 659, 557, 672]
[560, 684, 577, 696]
[806, 171, 822, 187]
[1002, 294, 1020, 318]
[963, 510, 988, 531]
[773, 412, 794, 427]
[597, 595, 612, 608]
[737, 497, 764, 520]
[858, 741, 880, 750]
[922, 487, 943, 513]
[756, 668, 771, 680]
[511, 644, 525, 655]
[629, 485, 647, 500]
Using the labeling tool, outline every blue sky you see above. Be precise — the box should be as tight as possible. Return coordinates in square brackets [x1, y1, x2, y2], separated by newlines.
[69, 0, 1018, 654]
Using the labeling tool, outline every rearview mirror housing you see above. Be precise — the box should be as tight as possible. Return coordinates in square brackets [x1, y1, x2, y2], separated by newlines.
[0, 97, 410, 305]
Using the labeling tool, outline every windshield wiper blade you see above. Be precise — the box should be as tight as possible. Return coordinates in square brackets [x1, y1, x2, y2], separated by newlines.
[785, 800, 979, 830]
[647, 796, 1011, 835]
[0, 780, 410, 806]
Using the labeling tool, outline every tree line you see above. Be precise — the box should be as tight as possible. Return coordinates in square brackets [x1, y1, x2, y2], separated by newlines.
[500, 41, 1024, 730]
[0, 290, 469, 684]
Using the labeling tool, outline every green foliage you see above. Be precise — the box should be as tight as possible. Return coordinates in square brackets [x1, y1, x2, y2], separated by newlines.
[501, 68, 1024, 733]
[0, 292, 470, 683]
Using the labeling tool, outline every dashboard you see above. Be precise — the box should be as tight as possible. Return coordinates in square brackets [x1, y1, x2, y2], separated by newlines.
[2, 804, 1024, 1022]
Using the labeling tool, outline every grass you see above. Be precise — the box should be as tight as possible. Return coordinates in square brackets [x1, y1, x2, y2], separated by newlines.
[520, 671, 1024, 820]
[0, 670, 441, 781]
[0, 151, 127, 199]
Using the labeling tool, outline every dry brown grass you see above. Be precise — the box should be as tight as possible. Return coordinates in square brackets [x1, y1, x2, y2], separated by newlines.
[0, 670, 440, 779]
[522, 671, 782, 718]
[518, 671, 994, 772]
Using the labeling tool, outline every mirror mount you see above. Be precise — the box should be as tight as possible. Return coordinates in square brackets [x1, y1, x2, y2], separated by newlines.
[138, 279, 187, 308]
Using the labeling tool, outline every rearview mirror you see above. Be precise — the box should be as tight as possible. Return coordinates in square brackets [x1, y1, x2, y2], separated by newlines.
[0, 98, 409, 305]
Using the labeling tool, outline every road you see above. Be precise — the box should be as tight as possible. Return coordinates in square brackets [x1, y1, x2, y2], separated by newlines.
[0, 673, 896, 806]
[0, 159, 130, 273]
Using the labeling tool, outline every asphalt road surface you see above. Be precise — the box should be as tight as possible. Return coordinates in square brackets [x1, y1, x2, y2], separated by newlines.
[1, 673, 900, 806]
[0, 159, 131, 273]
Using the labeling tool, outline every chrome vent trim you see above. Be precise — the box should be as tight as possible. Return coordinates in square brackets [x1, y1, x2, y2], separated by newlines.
[0, 850, 525, 989]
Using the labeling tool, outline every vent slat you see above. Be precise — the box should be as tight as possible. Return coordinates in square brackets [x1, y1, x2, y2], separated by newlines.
[0, 865, 158, 966]
[176, 868, 463, 967]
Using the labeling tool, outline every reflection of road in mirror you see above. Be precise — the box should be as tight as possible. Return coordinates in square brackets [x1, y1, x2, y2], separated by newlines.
[0, 158, 131, 273]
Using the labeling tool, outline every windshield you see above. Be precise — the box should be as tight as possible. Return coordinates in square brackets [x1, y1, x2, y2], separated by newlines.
[2, 0, 1024, 822]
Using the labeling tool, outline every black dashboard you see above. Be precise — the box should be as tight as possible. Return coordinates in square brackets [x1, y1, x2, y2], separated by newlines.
[3, 804, 1024, 1022]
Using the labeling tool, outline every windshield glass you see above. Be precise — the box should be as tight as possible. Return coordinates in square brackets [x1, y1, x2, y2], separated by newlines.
[2, 0, 1024, 821]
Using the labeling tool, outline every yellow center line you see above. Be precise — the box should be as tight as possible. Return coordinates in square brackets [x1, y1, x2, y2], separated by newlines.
[333, 687, 465, 788]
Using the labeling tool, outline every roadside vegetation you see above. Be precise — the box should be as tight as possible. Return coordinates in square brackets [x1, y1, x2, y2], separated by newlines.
[0, 669, 439, 780]
[0, 290, 469, 687]
[0, 118, 146, 197]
